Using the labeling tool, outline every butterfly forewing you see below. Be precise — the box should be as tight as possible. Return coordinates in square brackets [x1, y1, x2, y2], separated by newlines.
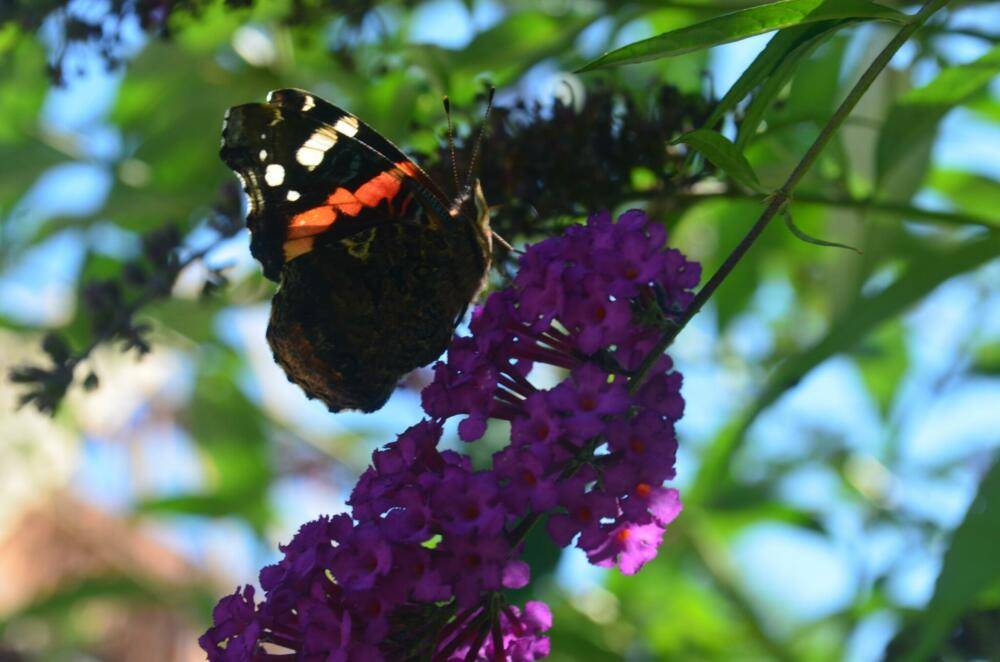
[220, 93, 443, 280]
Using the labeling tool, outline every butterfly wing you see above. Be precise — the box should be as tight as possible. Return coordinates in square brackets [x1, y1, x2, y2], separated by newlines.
[218, 89, 493, 413]
[220, 89, 453, 281]
[265, 88, 451, 199]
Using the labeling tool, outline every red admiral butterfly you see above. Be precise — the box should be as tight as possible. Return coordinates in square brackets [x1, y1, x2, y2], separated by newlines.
[220, 89, 493, 412]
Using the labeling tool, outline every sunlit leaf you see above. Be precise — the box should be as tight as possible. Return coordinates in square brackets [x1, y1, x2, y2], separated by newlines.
[576, 0, 904, 72]
[927, 169, 1000, 222]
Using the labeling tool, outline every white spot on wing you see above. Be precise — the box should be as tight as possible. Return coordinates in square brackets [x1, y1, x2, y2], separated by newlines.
[295, 127, 338, 170]
[334, 115, 360, 137]
[258, 149, 267, 161]
[264, 163, 285, 187]
[302, 94, 315, 112]
[286, 190, 301, 201]
[235, 171, 258, 212]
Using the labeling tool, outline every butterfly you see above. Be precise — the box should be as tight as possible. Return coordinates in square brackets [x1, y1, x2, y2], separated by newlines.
[220, 88, 493, 412]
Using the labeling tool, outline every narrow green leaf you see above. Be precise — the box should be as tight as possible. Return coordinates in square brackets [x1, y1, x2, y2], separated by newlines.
[782, 208, 862, 253]
[703, 22, 839, 129]
[576, 0, 905, 72]
[675, 129, 769, 193]
[900, 457, 1000, 661]
[136, 492, 259, 518]
[735, 24, 840, 148]
[928, 169, 1000, 222]
[877, 45, 1000, 198]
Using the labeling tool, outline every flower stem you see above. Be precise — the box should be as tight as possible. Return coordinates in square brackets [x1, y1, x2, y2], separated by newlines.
[629, 0, 953, 392]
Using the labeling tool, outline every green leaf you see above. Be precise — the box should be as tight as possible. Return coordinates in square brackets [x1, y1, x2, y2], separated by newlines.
[703, 22, 837, 129]
[137, 492, 260, 518]
[691, 234, 1000, 505]
[854, 320, 908, 416]
[877, 45, 1000, 200]
[768, 32, 850, 128]
[675, 129, 769, 193]
[970, 341, 1000, 376]
[142, 296, 227, 345]
[735, 24, 843, 148]
[965, 94, 1000, 124]
[927, 169, 1000, 222]
[782, 208, 862, 253]
[576, 0, 905, 72]
[900, 457, 1000, 661]
[0, 37, 48, 144]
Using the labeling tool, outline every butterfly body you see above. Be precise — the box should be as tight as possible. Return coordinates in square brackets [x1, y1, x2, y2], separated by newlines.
[221, 89, 491, 412]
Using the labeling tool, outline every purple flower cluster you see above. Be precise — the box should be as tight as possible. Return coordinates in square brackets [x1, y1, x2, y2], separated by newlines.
[201, 420, 550, 660]
[201, 210, 699, 660]
[422, 209, 695, 573]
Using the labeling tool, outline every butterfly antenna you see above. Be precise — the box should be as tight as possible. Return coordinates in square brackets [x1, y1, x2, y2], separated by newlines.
[464, 86, 495, 187]
[442, 96, 461, 195]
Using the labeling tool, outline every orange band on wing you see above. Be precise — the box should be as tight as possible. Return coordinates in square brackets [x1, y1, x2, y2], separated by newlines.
[283, 236, 315, 261]
[288, 205, 338, 239]
[283, 161, 416, 257]
[327, 187, 363, 216]
[354, 170, 407, 208]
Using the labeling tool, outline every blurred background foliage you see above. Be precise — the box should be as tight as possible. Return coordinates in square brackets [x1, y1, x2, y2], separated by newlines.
[0, 0, 998, 660]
